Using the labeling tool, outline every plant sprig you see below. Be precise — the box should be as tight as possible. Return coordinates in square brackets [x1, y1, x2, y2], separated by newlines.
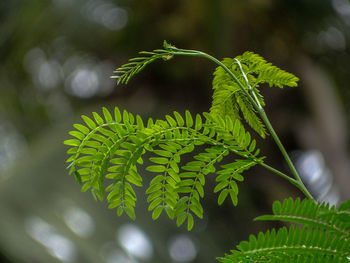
[65, 41, 350, 262]
[111, 41, 314, 202]
[112, 41, 175, 85]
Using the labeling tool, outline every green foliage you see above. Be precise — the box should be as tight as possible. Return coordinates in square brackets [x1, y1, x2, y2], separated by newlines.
[112, 40, 175, 85]
[215, 159, 257, 206]
[65, 43, 349, 262]
[211, 52, 299, 138]
[64, 107, 261, 230]
[218, 198, 350, 263]
[112, 45, 300, 140]
[255, 197, 350, 236]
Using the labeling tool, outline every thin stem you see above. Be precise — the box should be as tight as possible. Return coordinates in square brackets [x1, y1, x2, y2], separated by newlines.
[258, 110, 315, 201]
[259, 162, 297, 185]
[258, 162, 313, 199]
[166, 46, 316, 202]
[167, 48, 261, 114]
[168, 49, 255, 105]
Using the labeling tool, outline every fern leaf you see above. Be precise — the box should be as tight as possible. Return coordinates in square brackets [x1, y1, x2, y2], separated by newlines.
[219, 198, 350, 262]
[218, 225, 350, 263]
[210, 52, 299, 138]
[237, 51, 299, 89]
[174, 144, 229, 230]
[211, 57, 267, 138]
[215, 159, 259, 206]
[255, 198, 350, 237]
[235, 93, 266, 138]
[112, 47, 174, 85]
[146, 141, 194, 220]
[65, 107, 263, 227]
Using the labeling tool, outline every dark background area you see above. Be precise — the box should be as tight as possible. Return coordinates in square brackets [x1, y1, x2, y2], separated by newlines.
[1, 0, 350, 262]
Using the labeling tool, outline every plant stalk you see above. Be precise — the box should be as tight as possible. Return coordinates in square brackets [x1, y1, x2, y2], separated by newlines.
[166, 46, 316, 202]
[257, 110, 315, 201]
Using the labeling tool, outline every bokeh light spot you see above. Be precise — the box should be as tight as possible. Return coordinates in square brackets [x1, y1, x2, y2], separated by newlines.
[168, 234, 198, 262]
[117, 224, 153, 261]
[25, 216, 76, 262]
[63, 206, 95, 238]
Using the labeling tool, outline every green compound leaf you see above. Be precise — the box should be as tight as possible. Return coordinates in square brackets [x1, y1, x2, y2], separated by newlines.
[219, 198, 350, 263]
[255, 198, 350, 237]
[65, 106, 263, 228]
[112, 46, 175, 85]
[64, 44, 346, 263]
[210, 52, 299, 138]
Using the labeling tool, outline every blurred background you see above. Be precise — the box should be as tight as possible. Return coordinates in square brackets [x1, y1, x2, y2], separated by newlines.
[1, 0, 350, 262]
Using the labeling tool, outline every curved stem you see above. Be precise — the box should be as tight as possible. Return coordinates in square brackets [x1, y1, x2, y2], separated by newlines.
[167, 49, 255, 105]
[166, 46, 316, 202]
[257, 111, 315, 201]
[259, 163, 297, 186]
[258, 162, 313, 199]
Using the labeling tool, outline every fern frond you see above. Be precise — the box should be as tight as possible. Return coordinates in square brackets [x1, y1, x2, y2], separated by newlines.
[215, 158, 260, 206]
[146, 140, 195, 221]
[219, 198, 350, 262]
[235, 93, 266, 137]
[210, 52, 299, 138]
[255, 198, 350, 237]
[218, 225, 350, 263]
[237, 51, 299, 89]
[64, 107, 263, 229]
[174, 144, 229, 230]
[112, 41, 175, 85]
